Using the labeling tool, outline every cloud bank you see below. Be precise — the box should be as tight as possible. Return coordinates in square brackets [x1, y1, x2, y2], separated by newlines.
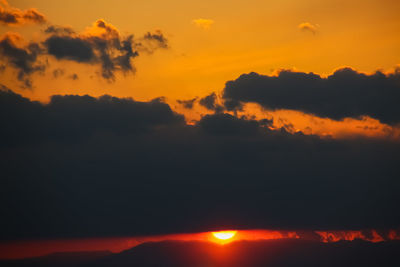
[0, 87, 399, 240]
[222, 68, 400, 125]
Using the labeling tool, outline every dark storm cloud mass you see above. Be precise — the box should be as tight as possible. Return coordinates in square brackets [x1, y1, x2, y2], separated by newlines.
[0, 88, 399, 240]
[198, 113, 267, 135]
[0, 86, 184, 148]
[222, 68, 400, 125]
[0, 33, 45, 88]
[0, 1, 46, 26]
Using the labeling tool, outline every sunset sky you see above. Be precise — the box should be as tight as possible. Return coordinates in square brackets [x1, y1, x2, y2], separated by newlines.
[1, 0, 400, 138]
[0, 0, 399, 264]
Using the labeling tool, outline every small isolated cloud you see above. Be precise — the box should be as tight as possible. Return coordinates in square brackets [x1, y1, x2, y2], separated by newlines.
[44, 25, 75, 35]
[52, 68, 64, 78]
[298, 22, 318, 34]
[68, 73, 79, 80]
[177, 97, 197, 109]
[137, 30, 169, 53]
[143, 30, 168, 49]
[192, 18, 214, 30]
[0, 0, 46, 26]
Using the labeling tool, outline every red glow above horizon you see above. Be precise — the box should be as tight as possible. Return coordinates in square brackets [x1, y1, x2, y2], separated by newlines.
[0, 229, 399, 260]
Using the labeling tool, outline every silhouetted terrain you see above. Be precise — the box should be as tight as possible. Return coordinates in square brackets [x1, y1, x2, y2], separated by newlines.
[0, 251, 111, 267]
[1, 239, 400, 267]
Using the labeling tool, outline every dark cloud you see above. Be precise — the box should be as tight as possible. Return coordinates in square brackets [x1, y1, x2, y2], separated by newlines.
[199, 113, 266, 136]
[134, 30, 169, 54]
[44, 35, 95, 62]
[222, 68, 400, 125]
[199, 92, 224, 112]
[0, 33, 45, 88]
[68, 73, 79, 80]
[0, 19, 169, 85]
[177, 97, 197, 109]
[143, 30, 169, 49]
[0, 1, 46, 26]
[44, 25, 75, 35]
[0, 88, 399, 240]
[42, 20, 170, 81]
[52, 69, 78, 80]
[52, 68, 64, 78]
[0, 87, 184, 148]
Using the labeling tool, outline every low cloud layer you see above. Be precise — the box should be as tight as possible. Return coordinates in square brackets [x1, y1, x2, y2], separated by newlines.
[0, 87, 399, 240]
[222, 68, 400, 125]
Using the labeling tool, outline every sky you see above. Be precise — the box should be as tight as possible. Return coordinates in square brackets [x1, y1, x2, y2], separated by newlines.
[2, 0, 400, 101]
[0, 0, 400, 263]
[1, 0, 400, 138]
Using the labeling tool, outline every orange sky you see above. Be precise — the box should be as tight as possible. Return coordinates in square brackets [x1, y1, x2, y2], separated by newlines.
[1, 0, 400, 138]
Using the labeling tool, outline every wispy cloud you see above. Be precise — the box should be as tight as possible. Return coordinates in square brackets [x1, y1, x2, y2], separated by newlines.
[298, 22, 318, 34]
[192, 18, 214, 30]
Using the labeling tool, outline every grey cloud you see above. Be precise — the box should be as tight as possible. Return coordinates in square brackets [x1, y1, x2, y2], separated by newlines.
[177, 97, 198, 109]
[199, 92, 224, 113]
[0, 33, 45, 88]
[0, 2, 46, 26]
[222, 68, 400, 125]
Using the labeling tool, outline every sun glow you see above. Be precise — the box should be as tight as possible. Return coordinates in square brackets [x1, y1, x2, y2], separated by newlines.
[212, 231, 237, 240]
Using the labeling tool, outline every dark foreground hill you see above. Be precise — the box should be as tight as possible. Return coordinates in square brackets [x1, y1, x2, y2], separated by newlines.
[2, 239, 400, 267]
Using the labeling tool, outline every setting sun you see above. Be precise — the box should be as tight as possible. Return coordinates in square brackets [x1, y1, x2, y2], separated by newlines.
[212, 231, 237, 240]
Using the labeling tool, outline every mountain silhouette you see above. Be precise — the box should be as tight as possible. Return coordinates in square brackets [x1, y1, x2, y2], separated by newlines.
[1, 239, 400, 266]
